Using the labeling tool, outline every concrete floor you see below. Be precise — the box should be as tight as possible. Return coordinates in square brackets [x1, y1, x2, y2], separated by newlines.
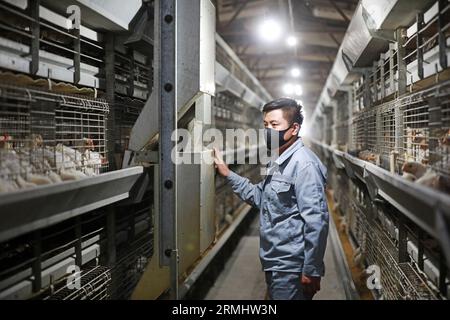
[205, 215, 347, 300]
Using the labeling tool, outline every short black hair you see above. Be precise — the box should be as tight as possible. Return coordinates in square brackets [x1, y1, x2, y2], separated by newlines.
[262, 98, 304, 126]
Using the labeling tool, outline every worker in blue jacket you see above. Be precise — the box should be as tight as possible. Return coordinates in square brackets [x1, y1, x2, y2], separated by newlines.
[213, 98, 329, 300]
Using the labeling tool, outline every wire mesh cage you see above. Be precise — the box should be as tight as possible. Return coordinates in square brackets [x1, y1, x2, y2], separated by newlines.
[365, 222, 438, 300]
[335, 92, 350, 150]
[44, 265, 112, 300]
[401, 99, 430, 165]
[377, 101, 397, 160]
[0, 84, 109, 193]
[397, 82, 450, 192]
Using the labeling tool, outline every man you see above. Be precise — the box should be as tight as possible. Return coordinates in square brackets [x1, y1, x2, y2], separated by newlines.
[213, 98, 329, 300]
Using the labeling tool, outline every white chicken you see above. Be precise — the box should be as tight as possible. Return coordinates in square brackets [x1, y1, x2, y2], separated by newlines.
[0, 177, 19, 193]
[84, 149, 103, 176]
[0, 133, 102, 192]
[25, 173, 53, 185]
[60, 169, 87, 181]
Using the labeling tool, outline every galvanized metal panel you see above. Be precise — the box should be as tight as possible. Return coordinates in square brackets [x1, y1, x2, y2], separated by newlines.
[176, 0, 215, 117]
[176, 156, 201, 277]
[41, 0, 142, 31]
[200, 150, 215, 253]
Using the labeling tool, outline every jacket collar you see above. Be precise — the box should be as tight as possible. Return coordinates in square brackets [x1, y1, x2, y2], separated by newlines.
[274, 137, 304, 165]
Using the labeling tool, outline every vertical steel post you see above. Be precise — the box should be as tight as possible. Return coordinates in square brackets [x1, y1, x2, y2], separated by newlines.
[159, 0, 178, 300]
[105, 33, 116, 170]
[396, 27, 407, 96]
[417, 12, 424, 80]
[28, 0, 40, 75]
[438, 0, 448, 70]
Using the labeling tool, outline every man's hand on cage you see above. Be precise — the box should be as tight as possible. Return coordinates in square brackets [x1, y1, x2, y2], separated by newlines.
[213, 147, 230, 177]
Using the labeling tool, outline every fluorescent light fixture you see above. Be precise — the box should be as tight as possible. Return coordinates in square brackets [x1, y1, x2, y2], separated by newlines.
[291, 68, 301, 78]
[286, 36, 298, 47]
[282, 84, 294, 95]
[282, 83, 302, 96]
[259, 19, 282, 42]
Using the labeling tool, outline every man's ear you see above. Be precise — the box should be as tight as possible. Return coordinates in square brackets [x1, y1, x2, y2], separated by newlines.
[292, 123, 300, 136]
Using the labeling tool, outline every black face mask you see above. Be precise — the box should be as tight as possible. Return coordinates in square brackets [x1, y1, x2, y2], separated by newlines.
[264, 125, 293, 150]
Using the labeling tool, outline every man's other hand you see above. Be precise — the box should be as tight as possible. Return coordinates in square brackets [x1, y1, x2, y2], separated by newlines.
[301, 275, 321, 298]
[213, 147, 230, 177]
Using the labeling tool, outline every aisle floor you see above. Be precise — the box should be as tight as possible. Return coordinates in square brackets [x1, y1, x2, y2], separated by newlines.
[205, 215, 347, 300]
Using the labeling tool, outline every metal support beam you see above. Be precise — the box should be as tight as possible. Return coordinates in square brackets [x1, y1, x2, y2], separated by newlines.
[417, 12, 424, 80]
[417, 230, 424, 271]
[127, 48, 135, 97]
[396, 28, 407, 95]
[75, 216, 82, 267]
[438, 0, 448, 70]
[398, 216, 408, 263]
[106, 207, 116, 265]
[428, 98, 442, 165]
[379, 54, 385, 99]
[159, 0, 178, 300]
[220, 0, 248, 30]
[105, 33, 116, 170]
[389, 42, 395, 93]
[328, 32, 340, 47]
[328, 0, 350, 22]
[71, 28, 81, 84]
[439, 251, 448, 296]
[32, 230, 42, 293]
[28, 0, 40, 75]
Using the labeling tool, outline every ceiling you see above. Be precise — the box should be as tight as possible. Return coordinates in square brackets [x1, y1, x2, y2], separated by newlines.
[215, 0, 359, 113]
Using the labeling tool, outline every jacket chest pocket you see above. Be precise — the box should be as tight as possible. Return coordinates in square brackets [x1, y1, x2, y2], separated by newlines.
[268, 175, 295, 210]
[271, 180, 291, 193]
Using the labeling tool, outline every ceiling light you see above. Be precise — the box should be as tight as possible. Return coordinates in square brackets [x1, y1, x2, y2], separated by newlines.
[282, 83, 294, 95]
[294, 84, 303, 96]
[286, 36, 298, 47]
[258, 19, 282, 42]
[291, 68, 301, 78]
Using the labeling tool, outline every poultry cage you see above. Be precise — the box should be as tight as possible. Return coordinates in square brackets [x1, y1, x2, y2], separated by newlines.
[213, 91, 263, 234]
[0, 83, 109, 193]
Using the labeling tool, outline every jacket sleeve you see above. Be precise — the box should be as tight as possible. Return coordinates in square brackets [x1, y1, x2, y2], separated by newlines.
[294, 162, 329, 277]
[226, 170, 264, 210]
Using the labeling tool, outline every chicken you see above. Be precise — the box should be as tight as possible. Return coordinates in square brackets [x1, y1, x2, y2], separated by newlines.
[389, 150, 399, 174]
[416, 169, 450, 194]
[1, 137, 101, 192]
[84, 150, 103, 175]
[402, 161, 427, 179]
[438, 128, 450, 147]
[0, 149, 31, 177]
[435, 128, 450, 166]
[338, 215, 348, 234]
[405, 128, 429, 164]
[402, 161, 450, 193]
[26, 173, 53, 185]
[353, 247, 365, 268]
[0, 178, 19, 193]
[15, 176, 36, 189]
[60, 169, 87, 181]
[55, 144, 83, 168]
[412, 130, 427, 149]
[27, 134, 44, 149]
[76, 138, 95, 154]
[0, 134, 13, 150]
[48, 171, 62, 183]
[402, 172, 417, 182]
[358, 150, 375, 161]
